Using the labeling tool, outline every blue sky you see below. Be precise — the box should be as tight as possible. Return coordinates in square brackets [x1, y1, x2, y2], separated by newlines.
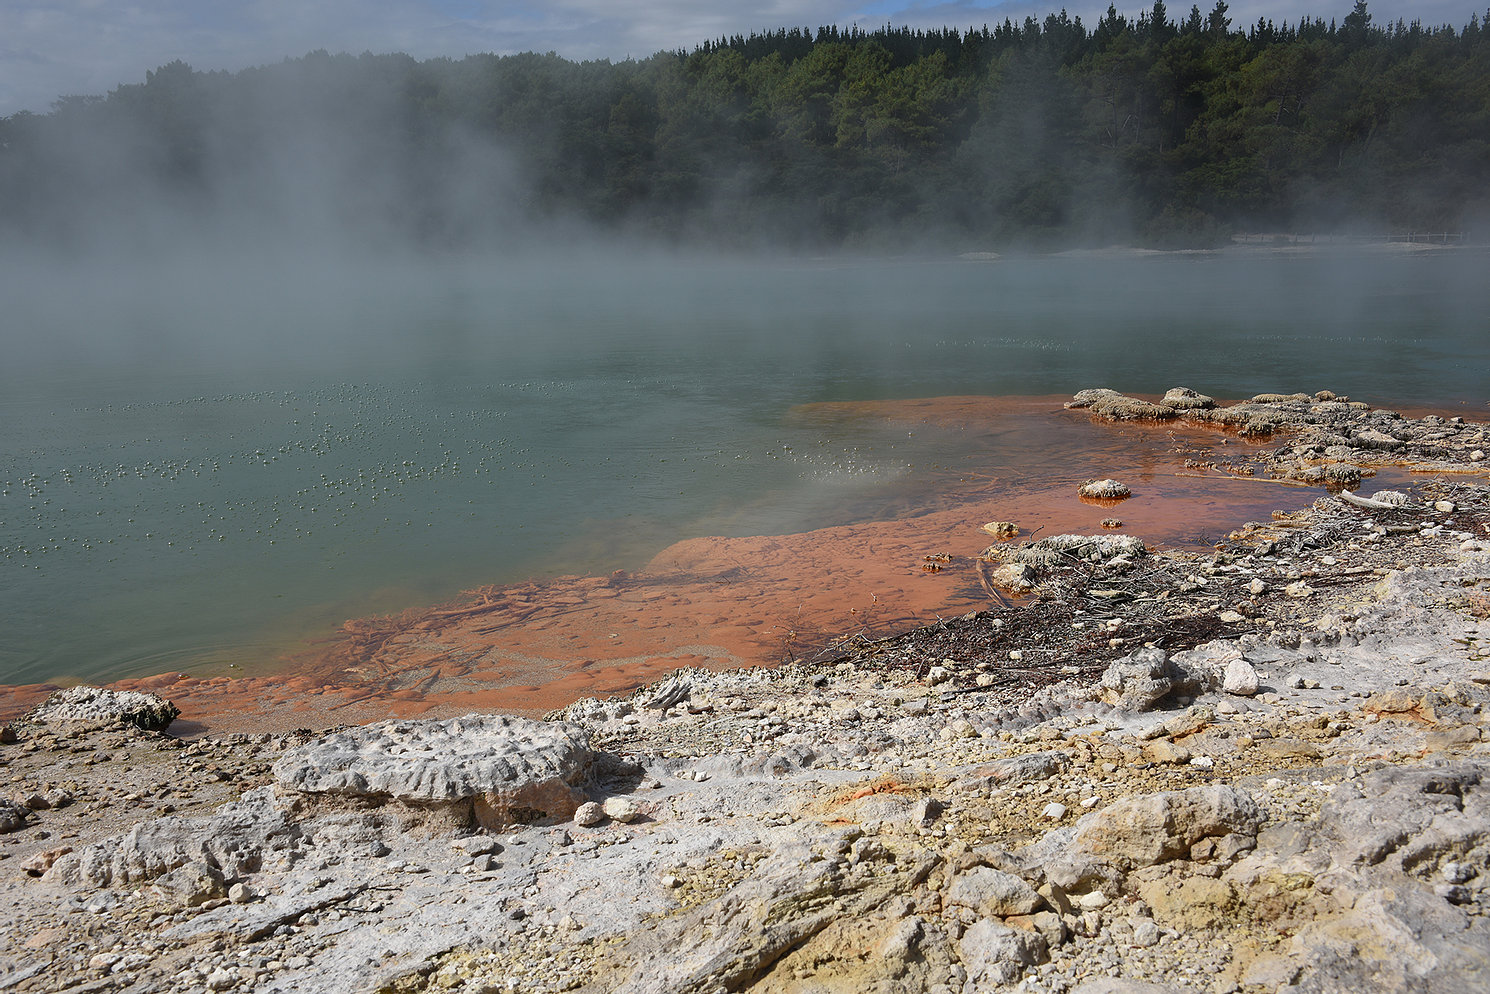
[0, 0, 1479, 116]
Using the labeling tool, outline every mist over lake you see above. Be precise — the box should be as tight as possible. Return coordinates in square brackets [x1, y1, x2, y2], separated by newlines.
[2, 248, 1487, 688]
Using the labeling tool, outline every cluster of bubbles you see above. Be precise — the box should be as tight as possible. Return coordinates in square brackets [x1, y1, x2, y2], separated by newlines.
[0, 383, 561, 572]
[929, 337, 1072, 352]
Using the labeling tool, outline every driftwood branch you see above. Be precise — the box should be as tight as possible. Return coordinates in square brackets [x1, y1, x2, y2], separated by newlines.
[1337, 491, 1414, 511]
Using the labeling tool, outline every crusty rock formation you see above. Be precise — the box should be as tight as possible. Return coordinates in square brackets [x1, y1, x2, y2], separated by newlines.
[1098, 648, 1176, 712]
[272, 713, 594, 830]
[43, 787, 301, 890]
[27, 685, 179, 731]
[1077, 479, 1132, 501]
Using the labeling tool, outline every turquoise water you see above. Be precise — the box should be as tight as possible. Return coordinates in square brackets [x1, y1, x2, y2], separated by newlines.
[2, 250, 1487, 686]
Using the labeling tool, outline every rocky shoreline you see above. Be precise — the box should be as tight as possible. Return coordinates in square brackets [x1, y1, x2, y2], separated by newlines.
[2, 388, 1488, 994]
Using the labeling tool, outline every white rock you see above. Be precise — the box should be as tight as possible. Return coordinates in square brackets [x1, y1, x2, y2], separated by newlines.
[452, 836, 501, 857]
[205, 967, 238, 991]
[602, 797, 641, 823]
[1041, 802, 1068, 820]
[946, 718, 978, 739]
[946, 866, 1044, 917]
[27, 686, 179, 731]
[1223, 658, 1259, 697]
[1078, 479, 1132, 500]
[573, 801, 605, 827]
[272, 714, 593, 830]
[960, 918, 1048, 986]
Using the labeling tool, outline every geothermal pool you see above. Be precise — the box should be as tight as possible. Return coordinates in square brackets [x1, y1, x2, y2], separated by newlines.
[2, 249, 1486, 690]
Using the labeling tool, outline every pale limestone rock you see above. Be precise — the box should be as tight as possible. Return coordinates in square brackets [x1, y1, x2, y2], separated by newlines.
[987, 561, 1036, 592]
[1241, 954, 1302, 988]
[1015, 533, 1147, 566]
[1142, 740, 1192, 765]
[959, 917, 1048, 986]
[1354, 428, 1405, 450]
[1078, 478, 1132, 500]
[1070, 785, 1264, 871]
[591, 842, 938, 993]
[952, 751, 1068, 793]
[945, 866, 1044, 918]
[150, 861, 226, 907]
[20, 845, 72, 876]
[1066, 390, 1179, 421]
[574, 801, 604, 827]
[273, 713, 593, 830]
[1005, 909, 1068, 951]
[44, 788, 300, 889]
[1223, 658, 1260, 697]
[602, 797, 641, 823]
[27, 686, 179, 731]
[1099, 647, 1175, 711]
[205, 967, 238, 991]
[1161, 386, 1216, 410]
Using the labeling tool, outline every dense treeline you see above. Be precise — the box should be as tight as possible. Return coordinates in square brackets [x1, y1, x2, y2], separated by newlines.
[3, 1, 1488, 252]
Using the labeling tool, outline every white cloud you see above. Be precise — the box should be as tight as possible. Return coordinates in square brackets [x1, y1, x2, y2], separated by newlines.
[0, 0, 1481, 115]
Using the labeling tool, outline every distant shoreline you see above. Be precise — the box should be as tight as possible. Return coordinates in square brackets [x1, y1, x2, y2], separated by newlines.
[957, 238, 1487, 263]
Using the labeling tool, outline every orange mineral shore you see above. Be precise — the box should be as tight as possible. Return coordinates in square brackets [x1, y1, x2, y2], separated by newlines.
[0, 394, 1437, 736]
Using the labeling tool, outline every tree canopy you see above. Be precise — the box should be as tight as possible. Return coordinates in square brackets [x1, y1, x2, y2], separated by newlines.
[3, 2, 1487, 252]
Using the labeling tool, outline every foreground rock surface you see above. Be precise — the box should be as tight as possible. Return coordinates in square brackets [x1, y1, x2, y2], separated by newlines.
[2, 402, 1488, 994]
